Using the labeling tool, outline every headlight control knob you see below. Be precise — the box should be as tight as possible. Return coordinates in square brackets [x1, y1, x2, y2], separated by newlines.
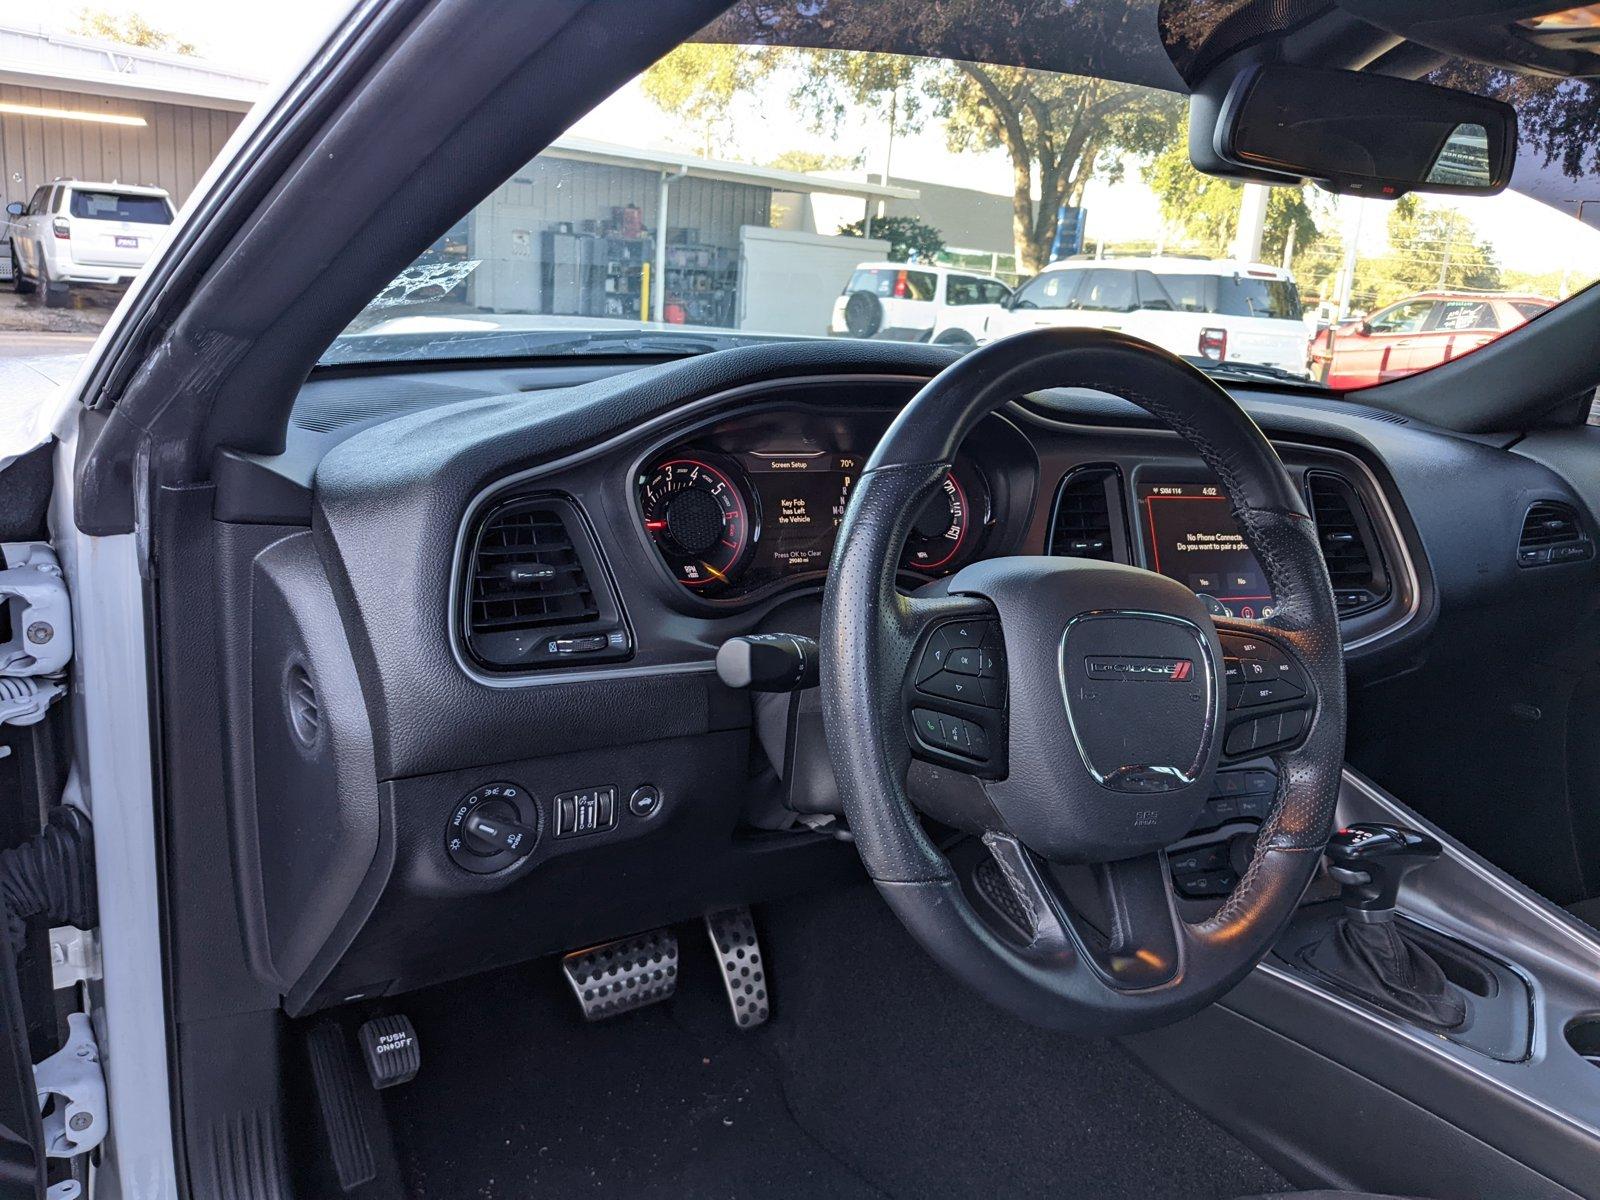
[446, 781, 540, 873]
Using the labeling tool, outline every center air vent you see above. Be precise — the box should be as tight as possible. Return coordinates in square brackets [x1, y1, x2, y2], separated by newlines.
[1306, 471, 1391, 617]
[1050, 466, 1124, 561]
[462, 495, 631, 672]
[1518, 500, 1592, 567]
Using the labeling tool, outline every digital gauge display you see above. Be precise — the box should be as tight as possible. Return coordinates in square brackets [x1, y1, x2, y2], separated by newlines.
[1140, 483, 1276, 620]
[639, 445, 980, 599]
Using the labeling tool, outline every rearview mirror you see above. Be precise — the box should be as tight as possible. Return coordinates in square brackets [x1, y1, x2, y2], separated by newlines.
[1210, 64, 1517, 199]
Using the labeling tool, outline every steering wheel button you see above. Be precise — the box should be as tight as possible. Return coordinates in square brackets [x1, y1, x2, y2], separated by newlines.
[946, 648, 982, 676]
[920, 670, 980, 704]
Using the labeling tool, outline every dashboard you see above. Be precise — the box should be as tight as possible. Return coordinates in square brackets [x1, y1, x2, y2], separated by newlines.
[213, 339, 1600, 1016]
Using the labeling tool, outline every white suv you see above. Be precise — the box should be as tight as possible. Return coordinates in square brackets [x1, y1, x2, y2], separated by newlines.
[6, 180, 175, 306]
[830, 262, 1013, 345]
[982, 256, 1309, 376]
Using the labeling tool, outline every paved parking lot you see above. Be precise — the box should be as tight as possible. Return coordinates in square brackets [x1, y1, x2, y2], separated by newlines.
[0, 287, 114, 361]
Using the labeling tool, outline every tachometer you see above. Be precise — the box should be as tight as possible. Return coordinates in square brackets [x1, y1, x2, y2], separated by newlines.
[901, 471, 971, 573]
[639, 456, 755, 591]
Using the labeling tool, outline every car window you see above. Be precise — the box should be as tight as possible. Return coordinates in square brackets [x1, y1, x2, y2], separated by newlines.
[1213, 275, 1302, 320]
[945, 275, 987, 306]
[24, 187, 48, 217]
[1154, 273, 1212, 313]
[1511, 301, 1551, 320]
[1077, 269, 1135, 312]
[979, 280, 1011, 305]
[68, 191, 173, 225]
[1431, 300, 1499, 332]
[1368, 300, 1435, 334]
[1012, 270, 1080, 310]
[1135, 271, 1173, 311]
[845, 267, 934, 301]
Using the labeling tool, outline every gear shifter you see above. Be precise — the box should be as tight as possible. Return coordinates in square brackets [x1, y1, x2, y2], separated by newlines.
[1306, 822, 1467, 1030]
[1325, 823, 1443, 921]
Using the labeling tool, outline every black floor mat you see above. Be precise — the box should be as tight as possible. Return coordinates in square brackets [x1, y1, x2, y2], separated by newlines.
[378, 885, 1290, 1198]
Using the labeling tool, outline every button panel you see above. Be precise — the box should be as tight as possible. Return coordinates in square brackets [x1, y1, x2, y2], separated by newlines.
[906, 619, 1006, 774]
[1218, 632, 1313, 759]
[1167, 767, 1277, 899]
[554, 785, 617, 837]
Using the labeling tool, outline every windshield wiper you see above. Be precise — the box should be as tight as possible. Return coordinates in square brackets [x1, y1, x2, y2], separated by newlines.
[1184, 357, 1317, 387]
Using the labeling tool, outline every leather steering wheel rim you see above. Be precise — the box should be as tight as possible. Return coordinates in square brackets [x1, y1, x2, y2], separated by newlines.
[819, 327, 1346, 1035]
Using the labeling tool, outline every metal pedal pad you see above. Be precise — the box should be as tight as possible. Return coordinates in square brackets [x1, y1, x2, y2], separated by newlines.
[562, 929, 678, 1021]
[705, 906, 769, 1028]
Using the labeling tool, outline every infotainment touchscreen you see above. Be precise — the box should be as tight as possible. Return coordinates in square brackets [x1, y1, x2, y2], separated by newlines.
[1139, 483, 1275, 619]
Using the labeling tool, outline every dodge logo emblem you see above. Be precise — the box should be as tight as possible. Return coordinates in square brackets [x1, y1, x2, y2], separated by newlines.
[1084, 656, 1195, 682]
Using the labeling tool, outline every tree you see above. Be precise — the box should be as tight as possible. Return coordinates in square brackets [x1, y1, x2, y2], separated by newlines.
[764, 149, 862, 174]
[639, 44, 772, 157]
[641, 2, 1184, 273]
[836, 215, 944, 262]
[1350, 196, 1500, 310]
[72, 9, 197, 56]
[1145, 141, 1319, 263]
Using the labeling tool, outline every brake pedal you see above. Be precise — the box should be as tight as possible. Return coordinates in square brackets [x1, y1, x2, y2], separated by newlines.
[359, 1014, 420, 1090]
[705, 907, 769, 1028]
[562, 929, 678, 1021]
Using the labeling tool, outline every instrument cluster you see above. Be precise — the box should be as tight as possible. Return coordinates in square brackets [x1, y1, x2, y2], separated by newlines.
[634, 406, 992, 602]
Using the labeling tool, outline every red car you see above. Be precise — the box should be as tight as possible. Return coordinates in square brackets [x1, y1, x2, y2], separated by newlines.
[1310, 291, 1554, 388]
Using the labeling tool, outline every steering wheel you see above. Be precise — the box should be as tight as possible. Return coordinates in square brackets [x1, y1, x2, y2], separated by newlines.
[820, 327, 1345, 1035]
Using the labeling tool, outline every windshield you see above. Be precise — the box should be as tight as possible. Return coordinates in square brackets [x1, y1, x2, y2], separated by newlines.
[325, 0, 1600, 393]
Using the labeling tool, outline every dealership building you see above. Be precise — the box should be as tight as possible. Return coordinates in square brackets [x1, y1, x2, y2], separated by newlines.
[0, 22, 261, 275]
[0, 23, 1024, 335]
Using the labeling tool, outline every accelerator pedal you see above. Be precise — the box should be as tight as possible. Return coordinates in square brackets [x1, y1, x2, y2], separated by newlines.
[306, 1024, 378, 1191]
[561, 929, 678, 1021]
[705, 906, 769, 1029]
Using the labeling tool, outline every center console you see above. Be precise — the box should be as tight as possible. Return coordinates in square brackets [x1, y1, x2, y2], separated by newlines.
[1126, 769, 1600, 1200]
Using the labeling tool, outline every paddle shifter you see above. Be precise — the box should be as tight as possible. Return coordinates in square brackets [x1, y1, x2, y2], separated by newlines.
[1307, 822, 1465, 1030]
[1324, 823, 1443, 921]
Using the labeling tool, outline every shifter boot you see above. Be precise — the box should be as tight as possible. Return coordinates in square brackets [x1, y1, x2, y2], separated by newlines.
[1306, 917, 1467, 1030]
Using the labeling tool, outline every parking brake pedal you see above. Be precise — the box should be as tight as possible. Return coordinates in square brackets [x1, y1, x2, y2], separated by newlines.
[705, 907, 769, 1028]
[562, 929, 678, 1021]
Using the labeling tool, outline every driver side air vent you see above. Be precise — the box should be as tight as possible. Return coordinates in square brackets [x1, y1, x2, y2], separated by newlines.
[1518, 500, 1592, 567]
[1306, 471, 1391, 617]
[1049, 466, 1124, 561]
[462, 495, 631, 672]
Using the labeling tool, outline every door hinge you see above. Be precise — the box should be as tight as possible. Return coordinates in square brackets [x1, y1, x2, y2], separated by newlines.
[34, 1012, 105, 1158]
[0, 541, 70, 728]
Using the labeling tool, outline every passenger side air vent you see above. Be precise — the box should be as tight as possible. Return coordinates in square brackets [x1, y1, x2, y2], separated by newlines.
[1049, 466, 1124, 561]
[1306, 471, 1391, 617]
[461, 495, 631, 671]
[1518, 500, 1592, 567]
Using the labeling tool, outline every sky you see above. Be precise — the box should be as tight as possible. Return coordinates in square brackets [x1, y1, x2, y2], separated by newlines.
[30, 1, 1600, 287]
[24, 0, 343, 82]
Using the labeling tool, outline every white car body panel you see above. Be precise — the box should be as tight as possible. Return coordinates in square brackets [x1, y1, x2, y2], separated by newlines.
[829, 262, 1011, 344]
[983, 257, 1310, 376]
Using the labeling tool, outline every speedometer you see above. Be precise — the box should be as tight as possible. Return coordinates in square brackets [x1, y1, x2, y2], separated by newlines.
[639, 456, 755, 591]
